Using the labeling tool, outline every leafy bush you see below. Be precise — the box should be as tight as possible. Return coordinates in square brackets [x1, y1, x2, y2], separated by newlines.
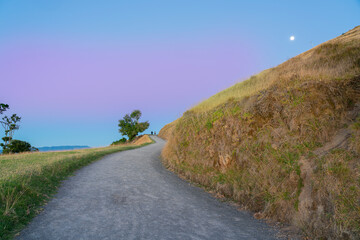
[111, 137, 127, 145]
[2, 140, 38, 154]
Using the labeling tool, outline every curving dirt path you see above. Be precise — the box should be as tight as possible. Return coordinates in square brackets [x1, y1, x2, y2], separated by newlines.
[17, 136, 279, 240]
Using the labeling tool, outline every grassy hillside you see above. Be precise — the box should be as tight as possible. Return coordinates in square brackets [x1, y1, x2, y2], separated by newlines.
[0, 140, 153, 239]
[158, 119, 178, 140]
[161, 26, 360, 239]
[192, 26, 360, 113]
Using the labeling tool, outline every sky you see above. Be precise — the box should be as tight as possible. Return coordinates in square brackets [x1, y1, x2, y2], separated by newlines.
[1, 0, 360, 147]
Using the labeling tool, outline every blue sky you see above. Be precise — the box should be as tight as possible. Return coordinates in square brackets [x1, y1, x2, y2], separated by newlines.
[1, 0, 359, 147]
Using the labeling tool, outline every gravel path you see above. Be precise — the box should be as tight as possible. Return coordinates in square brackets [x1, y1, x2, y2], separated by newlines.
[17, 136, 279, 240]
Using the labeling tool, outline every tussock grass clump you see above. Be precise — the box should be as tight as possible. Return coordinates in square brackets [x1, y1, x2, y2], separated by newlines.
[161, 26, 360, 239]
[0, 142, 152, 240]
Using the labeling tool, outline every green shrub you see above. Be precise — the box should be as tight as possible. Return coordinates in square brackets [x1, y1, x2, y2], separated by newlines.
[2, 140, 37, 154]
[111, 137, 127, 145]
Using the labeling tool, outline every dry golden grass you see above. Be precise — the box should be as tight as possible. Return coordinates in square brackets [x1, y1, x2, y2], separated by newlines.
[191, 69, 273, 112]
[192, 26, 360, 113]
[161, 26, 360, 239]
[0, 145, 134, 182]
[132, 134, 153, 145]
[158, 119, 178, 140]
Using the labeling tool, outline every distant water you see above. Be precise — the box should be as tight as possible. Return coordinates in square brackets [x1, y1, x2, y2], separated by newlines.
[1, 145, 91, 153]
[37, 146, 91, 152]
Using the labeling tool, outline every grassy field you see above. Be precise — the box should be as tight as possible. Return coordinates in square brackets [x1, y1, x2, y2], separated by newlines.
[0, 140, 153, 239]
[161, 26, 360, 239]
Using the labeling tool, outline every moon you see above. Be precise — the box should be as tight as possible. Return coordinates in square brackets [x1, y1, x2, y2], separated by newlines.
[290, 36, 295, 41]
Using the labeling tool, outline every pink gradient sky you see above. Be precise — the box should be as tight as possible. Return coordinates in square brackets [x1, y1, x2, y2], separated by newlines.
[1, 36, 265, 146]
[2, 37, 261, 116]
[1, 1, 359, 147]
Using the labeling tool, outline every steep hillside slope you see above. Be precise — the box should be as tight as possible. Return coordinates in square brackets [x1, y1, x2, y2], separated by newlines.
[161, 26, 360, 239]
[158, 119, 178, 140]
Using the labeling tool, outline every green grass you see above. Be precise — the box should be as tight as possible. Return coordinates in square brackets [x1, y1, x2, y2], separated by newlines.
[191, 69, 273, 112]
[0, 142, 152, 239]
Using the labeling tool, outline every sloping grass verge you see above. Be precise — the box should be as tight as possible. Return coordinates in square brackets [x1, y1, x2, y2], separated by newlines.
[0, 142, 152, 239]
[158, 120, 178, 140]
[163, 82, 360, 238]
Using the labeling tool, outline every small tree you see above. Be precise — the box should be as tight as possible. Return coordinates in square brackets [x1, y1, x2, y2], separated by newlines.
[118, 110, 149, 141]
[0, 114, 21, 151]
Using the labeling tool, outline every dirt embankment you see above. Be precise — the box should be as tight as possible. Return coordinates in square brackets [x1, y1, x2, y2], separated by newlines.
[132, 135, 153, 145]
[160, 26, 360, 239]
